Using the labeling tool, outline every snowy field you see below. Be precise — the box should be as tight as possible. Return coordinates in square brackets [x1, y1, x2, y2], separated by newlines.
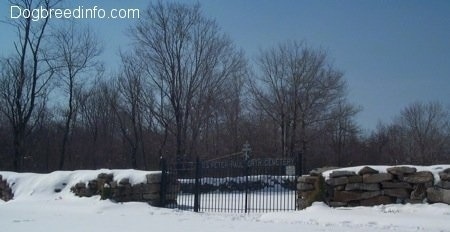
[2, 198, 450, 232]
[1, 170, 450, 232]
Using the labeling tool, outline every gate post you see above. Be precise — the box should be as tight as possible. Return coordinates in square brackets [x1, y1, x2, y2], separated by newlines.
[159, 156, 167, 207]
[296, 151, 303, 176]
[194, 156, 201, 212]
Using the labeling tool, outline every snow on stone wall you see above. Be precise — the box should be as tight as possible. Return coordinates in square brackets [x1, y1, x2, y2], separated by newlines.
[0, 170, 179, 206]
[70, 172, 180, 206]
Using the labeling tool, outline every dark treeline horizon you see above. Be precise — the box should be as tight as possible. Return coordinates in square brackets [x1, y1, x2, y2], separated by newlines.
[1, 1, 449, 173]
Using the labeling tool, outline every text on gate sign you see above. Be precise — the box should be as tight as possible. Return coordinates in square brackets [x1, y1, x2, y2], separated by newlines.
[201, 158, 295, 169]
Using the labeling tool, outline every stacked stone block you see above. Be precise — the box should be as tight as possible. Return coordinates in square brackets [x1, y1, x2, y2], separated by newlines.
[297, 166, 450, 209]
[428, 168, 450, 204]
[71, 172, 179, 206]
[0, 175, 14, 201]
[297, 174, 324, 209]
[326, 166, 435, 206]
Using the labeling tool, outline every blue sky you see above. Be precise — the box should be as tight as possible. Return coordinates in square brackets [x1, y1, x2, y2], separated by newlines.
[1, 0, 449, 132]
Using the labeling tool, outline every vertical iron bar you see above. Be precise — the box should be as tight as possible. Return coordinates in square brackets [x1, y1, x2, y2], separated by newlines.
[266, 171, 269, 213]
[227, 170, 230, 213]
[296, 152, 302, 210]
[205, 177, 213, 211]
[220, 172, 222, 212]
[269, 169, 272, 212]
[298, 151, 303, 176]
[228, 176, 230, 213]
[281, 166, 284, 211]
[214, 169, 217, 212]
[234, 175, 237, 213]
[215, 170, 219, 212]
[258, 166, 261, 213]
[260, 166, 263, 213]
[214, 168, 218, 212]
[207, 176, 210, 212]
[194, 156, 200, 212]
[244, 157, 249, 213]
[275, 167, 278, 212]
[274, 167, 276, 212]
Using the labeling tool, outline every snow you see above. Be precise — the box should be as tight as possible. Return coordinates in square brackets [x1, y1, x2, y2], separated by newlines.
[1, 169, 450, 232]
[322, 165, 450, 183]
[261, 202, 450, 231]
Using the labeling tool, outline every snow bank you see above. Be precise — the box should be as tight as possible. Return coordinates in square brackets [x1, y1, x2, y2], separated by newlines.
[260, 202, 450, 232]
[2, 197, 450, 232]
[1, 168, 450, 231]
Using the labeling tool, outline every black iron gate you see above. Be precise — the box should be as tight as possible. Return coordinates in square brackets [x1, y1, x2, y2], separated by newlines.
[160, 148, 302, 213]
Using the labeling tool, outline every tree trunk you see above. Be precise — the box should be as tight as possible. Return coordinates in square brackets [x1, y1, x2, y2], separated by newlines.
[13, 130, 23, 172]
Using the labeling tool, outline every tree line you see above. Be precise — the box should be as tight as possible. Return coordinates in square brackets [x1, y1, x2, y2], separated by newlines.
[1, 0, 449, 172]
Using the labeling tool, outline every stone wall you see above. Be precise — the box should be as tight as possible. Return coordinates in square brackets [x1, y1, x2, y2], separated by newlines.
[71, 172, 179, 206]
[297, 166, 450, 209]
[0, 175, 14, 201]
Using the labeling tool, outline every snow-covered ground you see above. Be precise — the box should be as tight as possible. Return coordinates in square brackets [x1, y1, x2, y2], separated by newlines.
[1, 170, 450, 232]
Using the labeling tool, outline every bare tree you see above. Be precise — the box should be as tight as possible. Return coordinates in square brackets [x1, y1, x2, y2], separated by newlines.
[208, 69, 248, 155]
[369, 122, 407, 164]
[50, 22, 102, 169]
[114, 52, 151, 169]
[130, 2, 246, 162]
[77, 78, 125, 168]
[250, 41, 349, 159]
[367, 102, 450, 165]
[0, 0, 61, 171]
[250, 44, 290, 156]
[326, 99, 360, 166]
[397, 101, 450, 164]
